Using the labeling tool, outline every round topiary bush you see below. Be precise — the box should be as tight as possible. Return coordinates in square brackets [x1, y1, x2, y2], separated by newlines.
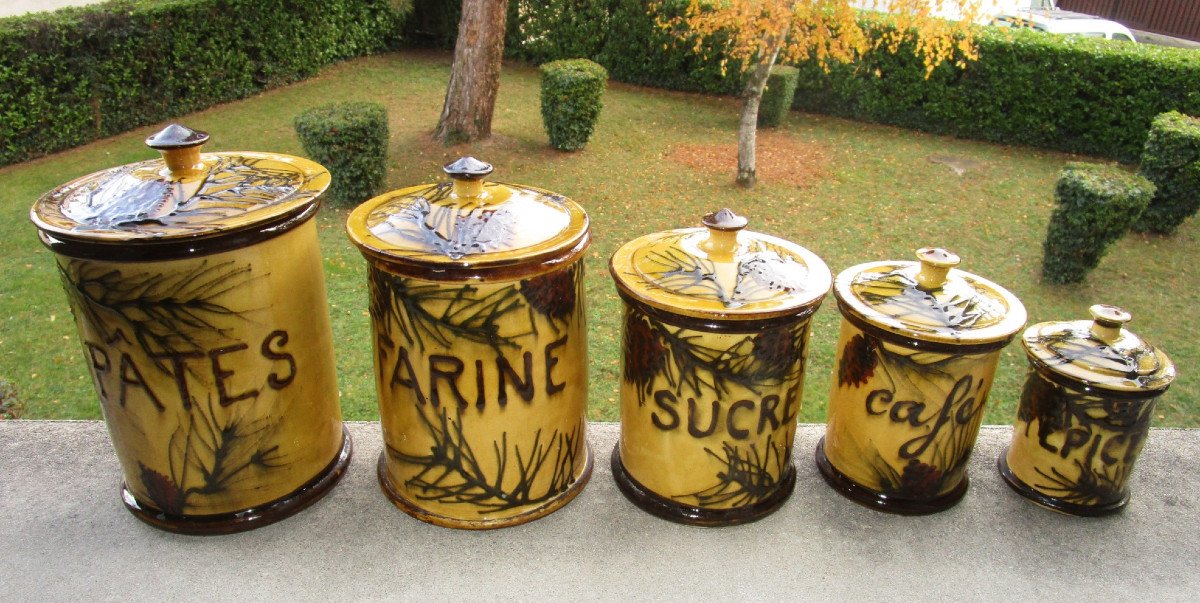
[294, 102, 389, 207]
[1042, 162, 1154, 285]
[540, 59, 608, 151]
[758, 65, 799, 128]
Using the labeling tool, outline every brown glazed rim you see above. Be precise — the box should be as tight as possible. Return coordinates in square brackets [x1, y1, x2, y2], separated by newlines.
[1024, 355, 1172, 400]
[361, 232, 590, 283]
[996, 449, 1128, 517]
[611, 444, 796, 526]
[838, 300, 1017, 355]
[38, 202, 319, 262]
[121, 426, 353, 535]
[376, 445, 594, 530]
[618, 289, 818, 334]
[814, 436, 968, 515]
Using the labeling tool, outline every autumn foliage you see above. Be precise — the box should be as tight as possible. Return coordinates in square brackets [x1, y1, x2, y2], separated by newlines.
[660, 1, 982, 74]
[656, 0, 986, 185]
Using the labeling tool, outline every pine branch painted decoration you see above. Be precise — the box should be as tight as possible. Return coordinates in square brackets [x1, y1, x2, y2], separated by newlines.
[675, 438, 787, 508]
[369, 270, 532, 355]
[59, 259, 257, 374]
[386, 405, 583, 513]
[137, 396, 288, 514]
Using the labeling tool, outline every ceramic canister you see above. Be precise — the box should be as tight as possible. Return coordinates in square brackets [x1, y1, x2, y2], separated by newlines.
[29, 124, 351, 534]
[609, 209, 832, 525]
[346, 157, 591, 529]
[817, 248, 1027, 514]
[999, 305, 1175, 516]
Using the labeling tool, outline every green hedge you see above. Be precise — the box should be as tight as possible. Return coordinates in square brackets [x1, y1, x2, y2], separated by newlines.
[294, 102, 389, 208]
[414, 2, 1199, 163]
[1134, 111, 1200, 234]
[791, 23, 1200, 163]
[0, 0, 408, 167]
[540, 59, 608, 151]
[1042, 162, 1154, 284]
[759, 66, 799, 128]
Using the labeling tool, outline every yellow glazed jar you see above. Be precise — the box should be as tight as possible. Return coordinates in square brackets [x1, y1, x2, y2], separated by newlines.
[610, 209, 831, 525]
[999, 305, 1175, 516]
[817, 248, 1026, 514]
[29, 124, 351, 534]
[347, 157, 591, 529]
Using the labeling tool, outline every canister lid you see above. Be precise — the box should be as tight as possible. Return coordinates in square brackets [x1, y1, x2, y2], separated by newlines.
[609, 209, 832, 321]
[346, 157, 589, 276]
[1022, 304, 1175, 394]
[30, 123, 330, 245]
[833, 248, 1027, 348]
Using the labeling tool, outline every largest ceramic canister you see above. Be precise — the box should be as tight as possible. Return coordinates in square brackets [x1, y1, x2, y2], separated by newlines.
[29, 124, 351, 534]
[817, 248, 1027, 514]
[347, 157, 592, 529]
[610, 209, 832, 525]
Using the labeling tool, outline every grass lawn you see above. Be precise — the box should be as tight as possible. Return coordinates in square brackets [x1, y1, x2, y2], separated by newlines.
[2, 50, 1196, 426]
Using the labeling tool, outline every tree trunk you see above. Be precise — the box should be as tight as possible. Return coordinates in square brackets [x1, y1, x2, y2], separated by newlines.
[434, 0, 509, 145]
[736, 34, 788, 188]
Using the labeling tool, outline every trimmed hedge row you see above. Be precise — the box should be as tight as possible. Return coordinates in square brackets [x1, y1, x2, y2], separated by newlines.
[791, 23, 1200, 163]
[0, 0, 408, 166]
[419, 2, 1200, 163]
[502, 0, 744, 95]
[1042, 162, 1153, 284]
[1135, 111, 1200, 234]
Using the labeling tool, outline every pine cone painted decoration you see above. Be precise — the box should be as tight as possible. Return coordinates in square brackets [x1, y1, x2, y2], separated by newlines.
[837, 333, 878, 388]
[623, 311, 666, 398]
[520, 265, 576, 321]
[752, 325, 801, 381]
[1018, 373, 1071, 453]
[139, 462, 185, 514]
[891, 459, 945, 500]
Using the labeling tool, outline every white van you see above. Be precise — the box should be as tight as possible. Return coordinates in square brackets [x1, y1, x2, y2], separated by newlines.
[852, 0, 1057, 25]
[991, 9, 1138, 43]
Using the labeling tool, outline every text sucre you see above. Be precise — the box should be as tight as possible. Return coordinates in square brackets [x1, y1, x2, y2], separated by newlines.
[649, 385, 801, 440]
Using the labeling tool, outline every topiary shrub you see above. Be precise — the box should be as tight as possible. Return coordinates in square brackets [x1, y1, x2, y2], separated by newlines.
[540, 58, 608, 151]
[758, 65, 799, 127]
[294, 102, 389, 207]
[1133, 111, 1200, 235]
[1042, 162, 1154, 285]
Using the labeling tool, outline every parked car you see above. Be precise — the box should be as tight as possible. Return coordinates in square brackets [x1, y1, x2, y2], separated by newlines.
[990, 8, 1138, 42]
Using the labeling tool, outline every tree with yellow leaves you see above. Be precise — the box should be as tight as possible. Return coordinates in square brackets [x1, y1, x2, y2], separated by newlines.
[660, 1, 987, 186]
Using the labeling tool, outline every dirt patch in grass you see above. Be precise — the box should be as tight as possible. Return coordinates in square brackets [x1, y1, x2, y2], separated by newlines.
[666, 131, 831, 185]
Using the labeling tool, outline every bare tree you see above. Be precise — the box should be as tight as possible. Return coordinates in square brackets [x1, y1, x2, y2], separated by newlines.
[434, 0, 509, 144]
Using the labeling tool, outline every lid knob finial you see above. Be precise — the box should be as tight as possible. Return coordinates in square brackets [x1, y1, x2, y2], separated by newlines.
[700, 208, 748, 261]
[145, 123, 209, 179]
[444, 157, 494, 199]
[915, 247, 960, 290]
[1089, 304, 1132, 344]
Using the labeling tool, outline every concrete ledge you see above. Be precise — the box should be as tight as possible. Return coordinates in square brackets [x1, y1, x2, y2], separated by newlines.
[2, 421, 1198, 600]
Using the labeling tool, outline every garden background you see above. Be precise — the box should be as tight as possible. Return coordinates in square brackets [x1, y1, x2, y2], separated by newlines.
[1, 0, 1196, 425]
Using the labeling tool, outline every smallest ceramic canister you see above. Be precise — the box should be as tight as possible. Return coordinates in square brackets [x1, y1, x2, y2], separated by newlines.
[999, 304, 1175, 516]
